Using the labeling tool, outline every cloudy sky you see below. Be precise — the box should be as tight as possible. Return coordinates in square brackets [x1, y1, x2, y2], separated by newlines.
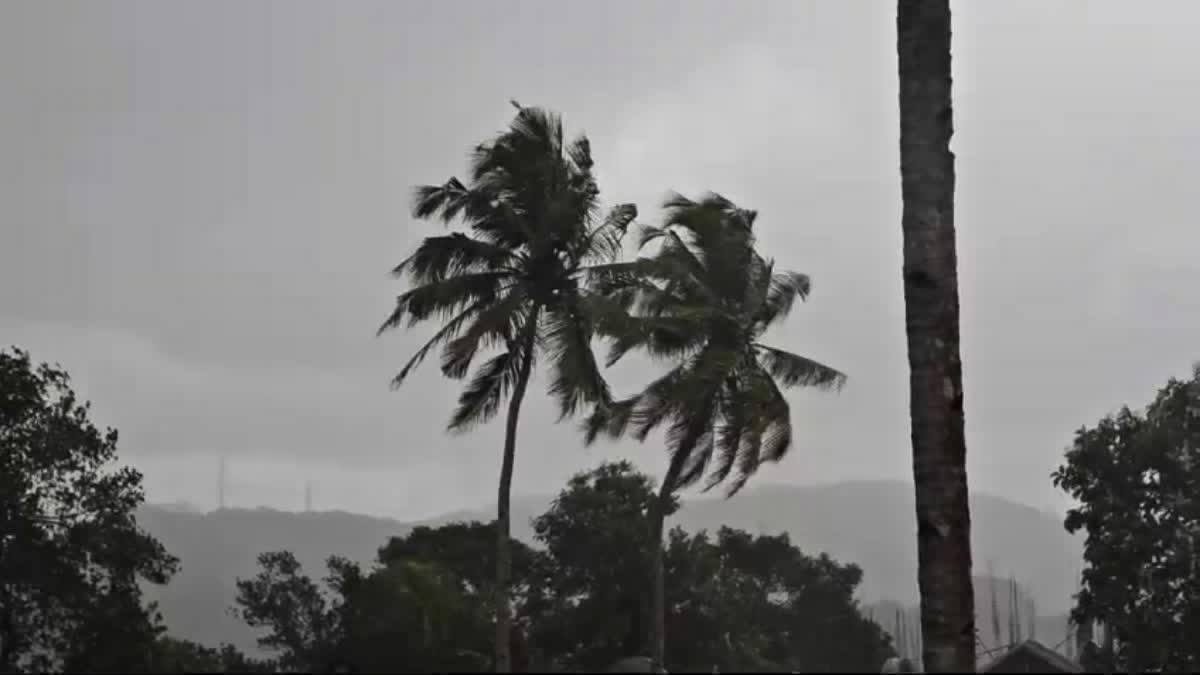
[2, 0, 1197, 521]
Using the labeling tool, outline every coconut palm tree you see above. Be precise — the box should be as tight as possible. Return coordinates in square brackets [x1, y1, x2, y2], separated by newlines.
[584, 192, 846, 667]
[896, 1, 975, 671]
[379, 102, 635, 672]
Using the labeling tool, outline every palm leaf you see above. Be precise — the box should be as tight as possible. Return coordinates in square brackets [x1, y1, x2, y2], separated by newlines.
[541, 300, 611, 420]
[576, 203, 637, 264]
[392, 233, 515, 284]
[388, 298, 490, 389]
[448, 349, 522, 432]
[378, 272, 513, 333]
[440, 287, 529, 380]
[754, 344, 846, 391]
[756, 270, 812, 329]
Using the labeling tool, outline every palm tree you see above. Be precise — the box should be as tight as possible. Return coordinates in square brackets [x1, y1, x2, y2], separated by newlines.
[379, 102, 635, 672]
[896, 1, 975, 671]
[585, 193, 846, 667]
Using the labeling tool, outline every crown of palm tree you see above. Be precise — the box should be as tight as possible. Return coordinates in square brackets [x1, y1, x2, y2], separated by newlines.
[379, 102, 636, 429]
[584, 192, 846, 495]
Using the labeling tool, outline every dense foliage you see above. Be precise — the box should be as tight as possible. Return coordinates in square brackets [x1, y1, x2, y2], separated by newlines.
[1053, 364, 1200, 672]
[234, 462, 895, 672]
[0, 348, 176, 672]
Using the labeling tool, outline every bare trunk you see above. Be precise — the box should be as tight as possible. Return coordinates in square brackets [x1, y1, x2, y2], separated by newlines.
[897, 0, 976, 672]
[648, 452, 687, 668]
[494, 314, 539, 673]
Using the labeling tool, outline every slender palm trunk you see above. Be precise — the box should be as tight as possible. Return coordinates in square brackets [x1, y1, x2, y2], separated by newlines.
[648, 452, 687, 668]
[494, 313, 539, 673]
[897, 1, 975, 671]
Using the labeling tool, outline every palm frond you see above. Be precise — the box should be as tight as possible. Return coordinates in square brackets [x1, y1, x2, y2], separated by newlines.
[566, 134, 594, 173]
[447, 350, 522, 432]
[600, 314, 705, 367]
[630, 347, 737, 442]
[661, 192, 759, 308]
[389, 299, 491, 389]
[391, 233, 515, 283]
[412, 179, 470, 222]
[440, 288, 530, 380]
[541, 301, 611, 420]
[377, 272, 513, 334]
[726, 370, 792, 496]
[581, 398, 636, 445]
[663, 385, 720, 492]
[675, 431, 716, 491]
[754, 344, 846, 391]
[576, 203, 637, 264]
[708, 377, 750, 490]
[755, 270, 812, 329]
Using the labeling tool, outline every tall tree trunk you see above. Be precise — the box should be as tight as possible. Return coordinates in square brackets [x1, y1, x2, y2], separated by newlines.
[648, 452, 687, 669]
[494, 313, 539, 673]
[896, 0, 976, 671]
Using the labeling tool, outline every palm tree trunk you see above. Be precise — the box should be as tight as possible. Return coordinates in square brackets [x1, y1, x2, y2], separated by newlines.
[494, 313, 539, 673]
[648, 452, 687, 668]
[896, 0, 976, 672]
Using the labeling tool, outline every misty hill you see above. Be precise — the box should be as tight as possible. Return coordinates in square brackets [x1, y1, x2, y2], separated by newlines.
[139, 480, 1081, 655]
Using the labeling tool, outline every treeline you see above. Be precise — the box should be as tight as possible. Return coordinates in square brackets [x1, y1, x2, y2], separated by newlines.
[0, 348, 893, 673]
[227, 461, 894, 672]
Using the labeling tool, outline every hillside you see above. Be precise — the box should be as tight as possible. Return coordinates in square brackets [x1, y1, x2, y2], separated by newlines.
[138, 480, 1081, 654]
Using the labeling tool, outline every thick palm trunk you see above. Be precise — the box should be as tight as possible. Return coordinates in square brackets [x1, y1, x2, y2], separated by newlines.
[494, 316, 539, 673]
[896, 1, 976, 672]
[648, 452, 687, 669]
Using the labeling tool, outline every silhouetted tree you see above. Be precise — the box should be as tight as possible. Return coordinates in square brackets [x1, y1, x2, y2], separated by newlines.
[584, 193, 845, 664]
[146, 637, 274, 673]
[1053, 364, 1200, 671]
[527, 461, 667, 668]
[528, 461, 892, 672]
[0, 347, 177, 672]
[233, 551, 347, 672]
[378, 102, 636, 671]
[896, 1, 975, 670]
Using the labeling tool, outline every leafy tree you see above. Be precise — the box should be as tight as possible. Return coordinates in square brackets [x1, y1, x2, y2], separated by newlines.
[236, 536, 515, 672]
[146, 636, 275, 673]
[664, 527, 894, 672]
[528, 461, 672, 669]
[1052, 364, 1200, 671]
[0, 347, 177, 672]
[147, 637, 224, 673]
[896, 1, 975, 670]
[233, 551, 350, 672]
[337, 559, 492, 672]
[584, 192, 845, 664]
[378, 101, 635, 671]
[528, 461, 892, 672]
[378, 520, 543, 670]
[378, 521, 539, 603]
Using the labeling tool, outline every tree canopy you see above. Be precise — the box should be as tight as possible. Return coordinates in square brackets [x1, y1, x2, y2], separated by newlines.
[0, 347, 178, 672]
[233, 461, 895, 673]
[1053, 363, 1200, 672]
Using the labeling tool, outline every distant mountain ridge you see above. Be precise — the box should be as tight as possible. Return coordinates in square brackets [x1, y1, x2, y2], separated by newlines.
[138, 480, 1081, 655]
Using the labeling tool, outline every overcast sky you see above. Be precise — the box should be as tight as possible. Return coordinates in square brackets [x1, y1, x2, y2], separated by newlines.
[2, 0, 1197, 521]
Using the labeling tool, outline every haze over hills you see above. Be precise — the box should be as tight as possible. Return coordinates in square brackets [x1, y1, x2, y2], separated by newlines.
[138, 480, 1082, 655]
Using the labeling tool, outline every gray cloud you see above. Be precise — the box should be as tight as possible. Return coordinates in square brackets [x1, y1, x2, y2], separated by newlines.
[2, 0, 1198, 519]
